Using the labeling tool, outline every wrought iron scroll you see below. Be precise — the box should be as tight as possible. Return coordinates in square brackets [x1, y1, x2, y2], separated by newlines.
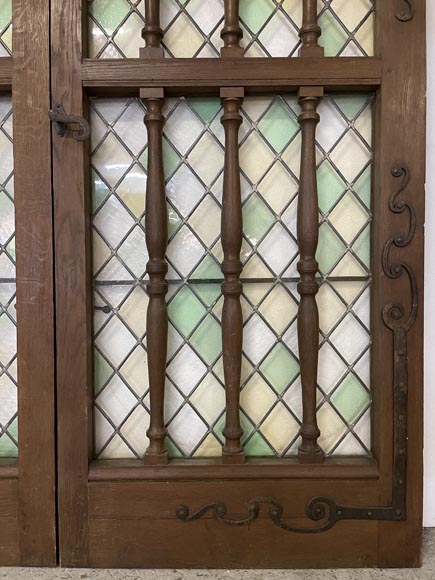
[176, 164, 417, 533]
[396, 0, 415, 22]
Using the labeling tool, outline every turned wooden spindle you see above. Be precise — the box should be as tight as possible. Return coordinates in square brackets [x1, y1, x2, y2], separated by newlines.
[141, 0, 164, 59]
[297, 86, 325, 464]
[220, 88, 245, 464]
[299, 0, 324, 57]
[221, 0, 244, 57]
[141, 88, 168, 465]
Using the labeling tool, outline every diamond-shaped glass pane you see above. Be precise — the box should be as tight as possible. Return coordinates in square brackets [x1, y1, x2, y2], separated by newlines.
[0, 96, 17, 458]
[88, 0, 374, 59]
[92, 94, 373, 459]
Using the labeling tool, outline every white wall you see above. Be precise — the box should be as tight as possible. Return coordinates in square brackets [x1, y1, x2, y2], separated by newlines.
[424, 0, 435, 527]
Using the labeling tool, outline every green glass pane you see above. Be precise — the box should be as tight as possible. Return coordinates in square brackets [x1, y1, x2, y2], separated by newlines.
[191, 255, 222, 281]
[162, 140, 181, 181]
[318, 12, 347, 56]
[94, 349, 114, 395]
[90, 0, 130, 35]
[258, 100, 299, 153]
[317, 161, 346, 214]
[353, 225, 371, 270]
[354, 166, 372, 209]
[165, 436, 184, 459]
[331, 374, 371, 423]
[260, 343, 299, 393]
[189, 98, 221, 124]
[190, 315, 222, 365]
[194, 284, 221, 308]
[0, 0, 11, 31]
[168, 286, 206, 337]
[243, 194, 275, 245]
[332, 95, 368, 121]
[317, 223, 346, 274]
[244, 432, 274, 456]
[240, 0, 275, 33]
[0, 434, 17, 458]
[0, 417, 17, 458]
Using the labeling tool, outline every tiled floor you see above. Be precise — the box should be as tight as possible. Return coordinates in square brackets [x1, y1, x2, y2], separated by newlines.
[0, 529, 433, 579]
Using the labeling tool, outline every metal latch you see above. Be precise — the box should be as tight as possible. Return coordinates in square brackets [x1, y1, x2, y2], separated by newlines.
[48, 104, 90, 142]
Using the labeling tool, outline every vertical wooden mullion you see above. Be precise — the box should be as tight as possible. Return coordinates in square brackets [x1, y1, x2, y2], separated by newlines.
[299, 0, 323, 57]
[141, 87, 169, 465]
[221, 0, 243, 57]
[52, 0, 92, 567]
[141, 0, 164, 58]
[13, 0, 56, 565]
[297, 86, 324, 464]
[220, 88, 245, 464]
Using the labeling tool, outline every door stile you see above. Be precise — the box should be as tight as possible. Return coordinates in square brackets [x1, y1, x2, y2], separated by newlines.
[374, 0, 425, 566]
[13, 0, 56, 566]
[51, 0, 92, 567]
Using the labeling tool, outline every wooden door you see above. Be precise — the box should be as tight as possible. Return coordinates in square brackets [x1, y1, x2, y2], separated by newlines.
[0, 0, 57, 566]
[53, 0, 426, 569]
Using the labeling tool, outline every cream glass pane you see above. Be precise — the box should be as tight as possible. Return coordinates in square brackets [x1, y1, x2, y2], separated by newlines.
[91, 94, 373, 459]
[0, 96, 17, 457]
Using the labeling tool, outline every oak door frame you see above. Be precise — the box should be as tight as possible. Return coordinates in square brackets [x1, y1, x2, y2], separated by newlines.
[0, 0, 58, 566]
[53, 0, 426, 569]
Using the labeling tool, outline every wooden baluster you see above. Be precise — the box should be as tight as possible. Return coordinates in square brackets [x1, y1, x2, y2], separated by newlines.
[297, 86, 325, 464]
[299, 0, 324, 57]
[220, 88, 245, 464]
[141, 88, 168, 465]
[141, 0, 164, 58]
[221, 0, 244, 57]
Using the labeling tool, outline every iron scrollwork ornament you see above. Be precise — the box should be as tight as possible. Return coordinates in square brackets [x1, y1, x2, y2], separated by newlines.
[396, 0, 415, 21]
[176, 165, 417, 534]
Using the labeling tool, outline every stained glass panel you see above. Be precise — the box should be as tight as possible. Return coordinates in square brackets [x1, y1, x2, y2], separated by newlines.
[0, 96, 17, 458]
[91, 93, 372, 459]
[88, 0, 374, 59]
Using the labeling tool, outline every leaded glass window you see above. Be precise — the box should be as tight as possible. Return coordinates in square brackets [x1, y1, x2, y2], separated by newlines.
[0, 95, 17, 457]
[91, 93, 372, 459]
[88, 0, 374, 59]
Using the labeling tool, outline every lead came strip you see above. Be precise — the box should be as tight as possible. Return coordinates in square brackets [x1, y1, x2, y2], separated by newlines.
[141, 0, 164, 59]
[220, 87, 245, 464]
[141, 88, 169, 465]
[297, 86, 324, 464]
